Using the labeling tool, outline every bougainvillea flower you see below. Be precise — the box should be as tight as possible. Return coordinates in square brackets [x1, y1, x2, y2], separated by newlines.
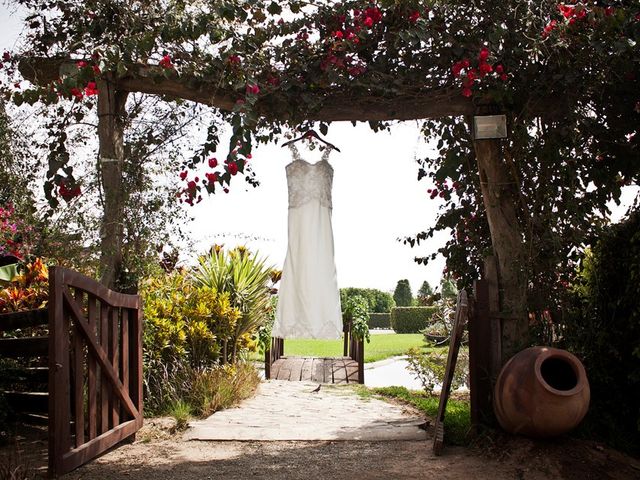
[70, 87, 83, 99]
[208, 157, 218, 168]
[84, 81, 98, 96]
[227, 161, 238, 175]
[76, 60, 88, 68]
[462, 88, 472, 98]
[409, 11, 420, 23]
[159, 54, 173, 69]
[479, 47, 490, 61]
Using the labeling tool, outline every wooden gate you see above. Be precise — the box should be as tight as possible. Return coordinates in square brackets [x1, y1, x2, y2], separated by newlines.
[48, 266, 143, 475]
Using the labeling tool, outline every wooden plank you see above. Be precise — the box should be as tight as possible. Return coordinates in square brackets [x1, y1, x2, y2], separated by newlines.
[276, 357, 292, 381]
[484, 256, 502, 375]
[0, 337, 48, 357]
[433, 290, 468, 456]
[100, 302, 109, 433]
[270, 358, 282, 380]
[0, 308, 48, 332]
[110, 307, 120, 427]
[288, 358, 304, 382]
[60, 418, 140, 474]
[87, 295, 98, 440]
[73, 288, 85, 447]
[48, 266, 71, 476]
[4, 391, 49, 413]
[131, 306, 143, 420]
[332, 358, 348, 384]
[300, 357, 313, 382]
[121, 309, 129, 421]
[469, 280, 494, 428]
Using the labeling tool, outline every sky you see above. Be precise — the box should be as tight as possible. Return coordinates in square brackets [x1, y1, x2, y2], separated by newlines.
[1, 4, 638, 295]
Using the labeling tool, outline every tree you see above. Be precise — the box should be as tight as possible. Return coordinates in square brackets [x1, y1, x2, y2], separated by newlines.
[341, 287, 395, 313]
[3, 0, 638, 357]
[440, 276, 458, 302]
[416, 280, 434, 305]
[393, 279, 413, 307]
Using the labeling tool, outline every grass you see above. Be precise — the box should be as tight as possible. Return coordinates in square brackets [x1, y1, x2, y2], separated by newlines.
[252, 333, 428, 363]
[168, 400, 192, 430]
[356, 385, 471, 446]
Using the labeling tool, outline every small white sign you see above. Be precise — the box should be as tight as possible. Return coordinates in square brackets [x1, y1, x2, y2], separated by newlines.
[473, 115, 507, 139]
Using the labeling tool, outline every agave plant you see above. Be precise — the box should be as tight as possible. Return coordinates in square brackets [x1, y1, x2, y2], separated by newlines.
[193, 246, 274, 363]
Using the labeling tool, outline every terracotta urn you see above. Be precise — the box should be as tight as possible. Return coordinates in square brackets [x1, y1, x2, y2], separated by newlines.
[493, 346, 590, 438]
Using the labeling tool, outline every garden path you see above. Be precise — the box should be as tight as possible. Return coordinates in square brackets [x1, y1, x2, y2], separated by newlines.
[185, 380, 427, 441]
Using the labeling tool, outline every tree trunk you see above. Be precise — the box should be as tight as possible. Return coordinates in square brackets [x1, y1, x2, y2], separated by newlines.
[473, 138, 528, 362]
[97, 78, 128, 290]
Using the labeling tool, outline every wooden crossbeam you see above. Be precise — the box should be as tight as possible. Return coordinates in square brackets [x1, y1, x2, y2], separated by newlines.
[18, 58, 564, 121]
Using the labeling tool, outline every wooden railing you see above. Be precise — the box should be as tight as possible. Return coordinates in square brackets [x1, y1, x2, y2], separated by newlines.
[0, 267, 144, 476]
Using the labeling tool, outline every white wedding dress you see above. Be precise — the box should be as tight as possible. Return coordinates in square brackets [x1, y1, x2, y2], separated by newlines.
[272, 144, 343, 339]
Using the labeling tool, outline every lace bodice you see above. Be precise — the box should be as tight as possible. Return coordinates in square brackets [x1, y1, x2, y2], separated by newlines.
[286, 144, 334, 209]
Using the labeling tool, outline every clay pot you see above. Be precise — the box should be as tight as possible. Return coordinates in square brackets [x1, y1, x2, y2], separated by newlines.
[493, 346, 590, 438]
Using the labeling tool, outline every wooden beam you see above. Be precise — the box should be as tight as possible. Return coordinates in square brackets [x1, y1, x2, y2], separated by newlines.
[19, 57, 563, 121]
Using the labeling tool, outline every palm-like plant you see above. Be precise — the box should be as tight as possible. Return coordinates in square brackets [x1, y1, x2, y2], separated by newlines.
[193, 246, 275, 363]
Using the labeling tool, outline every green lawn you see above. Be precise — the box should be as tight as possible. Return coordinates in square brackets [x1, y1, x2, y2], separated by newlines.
[253, 333, 425, 363]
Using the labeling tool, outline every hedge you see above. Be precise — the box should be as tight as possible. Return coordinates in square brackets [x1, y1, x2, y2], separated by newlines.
[368, 313, 391, 329]
[390, 306, 438, 333]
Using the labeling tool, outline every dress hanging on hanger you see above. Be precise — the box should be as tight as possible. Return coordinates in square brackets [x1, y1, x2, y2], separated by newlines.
[272, 142, 343, 339]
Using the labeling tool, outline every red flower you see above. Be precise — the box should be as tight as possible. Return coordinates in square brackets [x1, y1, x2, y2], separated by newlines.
[451, 62, 464, 77]
[466, 69, 478, 81]
[228, 55, 241, 64]
[187, 180, 197, 190]
[159, 54, 174, 69]
[462, 59, 470, 68]
[409, 11, 420, 23]
[334, 30, 344, 39]
[246, 83, 260, 95]
[206, 172, 219, 183]
[227, 161, 238, 175]
[364, 17, 373, 27]
[2, 52, 10, 62]
[58, 180, 81, 202]
[76, 60, 88, 68]
[180, 171, 188, 180]
[84, 81, 98, 96]
[542, 19, 557, 37]
[246, 154, 252, 159]
[604, 6, 614, 16]
[500, 73, 508, 81]
[92, 65, 101, 74]
[479, 62, 493, 75]
[479, 47, 490, 61]
[70, 87, 83, 100]
[495, 64, 504, 74]
[558, 4, 575, 19]
[462, 88, 472, 98]
[208, 157, 218, 168]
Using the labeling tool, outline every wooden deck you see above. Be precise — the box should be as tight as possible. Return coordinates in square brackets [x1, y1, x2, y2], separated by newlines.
[270, 356, 360, 384]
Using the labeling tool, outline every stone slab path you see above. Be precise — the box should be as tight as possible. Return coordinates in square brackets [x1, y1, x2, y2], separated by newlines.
[185, 380, 427, 442]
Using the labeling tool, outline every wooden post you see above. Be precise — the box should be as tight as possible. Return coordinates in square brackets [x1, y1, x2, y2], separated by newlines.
[97, 77, 128, 290]
[483, 256, 502, 377]
[469, 280, 495, 428]
[473, 136, 528, 361]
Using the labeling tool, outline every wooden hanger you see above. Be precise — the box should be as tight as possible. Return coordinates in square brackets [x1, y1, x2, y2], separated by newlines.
[281, 129, 341, 152]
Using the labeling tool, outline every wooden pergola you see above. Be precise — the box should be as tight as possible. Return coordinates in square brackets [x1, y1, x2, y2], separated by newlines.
[19, 55, 556, 418]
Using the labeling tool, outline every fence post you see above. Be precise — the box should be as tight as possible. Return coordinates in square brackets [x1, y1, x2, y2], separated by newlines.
[469, 279, 494, 428]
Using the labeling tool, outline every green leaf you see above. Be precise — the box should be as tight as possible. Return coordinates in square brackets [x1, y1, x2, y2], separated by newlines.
[267, 2, 282, 15]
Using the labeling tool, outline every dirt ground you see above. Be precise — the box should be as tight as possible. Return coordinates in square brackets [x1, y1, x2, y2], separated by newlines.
[2, 418, 639, 480]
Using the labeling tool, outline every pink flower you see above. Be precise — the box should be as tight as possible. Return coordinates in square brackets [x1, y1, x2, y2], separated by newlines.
[70, 87, 83, 100]
[334, 30, 344, 39]
[76, 60, 88, 68]
[227, 161, 238, 176]
[479, 47, 490, 61]
[205, 172, 219, 183]
[364, 17, 373, 27]
[84, 81, 98, 96]
[208, 157, 218, 168]
[246, 84, 260, 95]
[159, 54, 173, 69]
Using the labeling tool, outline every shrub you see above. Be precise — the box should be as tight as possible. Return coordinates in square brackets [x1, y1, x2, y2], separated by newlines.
[390, 306, 438, 333]
[561, 210, 640, 453]
[342, 294, 370, 343]
[406, 346, 469, 395]
[340, 287, 395, 313]
[393, 279, 413, 306]
[368, 312, 391, 329]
